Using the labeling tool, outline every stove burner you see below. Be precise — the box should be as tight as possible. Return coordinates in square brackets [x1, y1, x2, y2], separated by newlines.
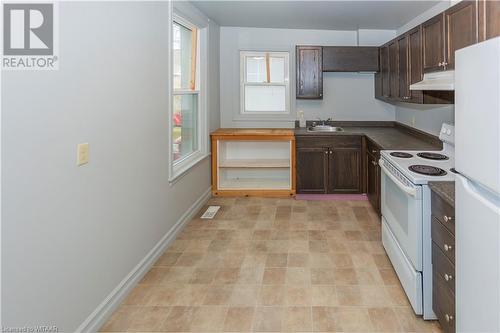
[417, 152, 449, 160]
[409, 165, 448, 176]
[390, 152, 413, 158]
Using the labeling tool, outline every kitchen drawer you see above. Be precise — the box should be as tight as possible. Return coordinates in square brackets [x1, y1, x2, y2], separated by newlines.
[296, 135, 362, 149]
[432, 217, 455, 263]
[433, 272, 456, 333]
[432, 192, 455, 235]
[432, 242, 455, 294]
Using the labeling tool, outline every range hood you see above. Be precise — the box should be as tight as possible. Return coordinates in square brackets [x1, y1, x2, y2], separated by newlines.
[410, 70, 455, 91]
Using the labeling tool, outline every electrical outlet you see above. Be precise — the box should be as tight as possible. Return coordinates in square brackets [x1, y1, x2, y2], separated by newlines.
[77, 143, 89, 166]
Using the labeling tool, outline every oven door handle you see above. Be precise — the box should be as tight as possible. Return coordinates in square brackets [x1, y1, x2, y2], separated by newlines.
[379, 159, 418, 197]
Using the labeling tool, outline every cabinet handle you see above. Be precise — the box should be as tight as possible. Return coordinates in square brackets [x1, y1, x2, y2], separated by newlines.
[325, 151, 328, 155]
[444, 244, 453, 252]
[443, 215, 453, 222]
[444, 273, 454, 282]
[329, 151, 333, 154]
[438, 62, 442, 66]
[372, 150, 377, 154]
[371, 161, 377, 166]
[445, 314, 454, 322]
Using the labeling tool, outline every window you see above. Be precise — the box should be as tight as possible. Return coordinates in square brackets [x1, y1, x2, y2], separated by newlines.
[240, 51, 290, 114]
[170, 14, 207, 181]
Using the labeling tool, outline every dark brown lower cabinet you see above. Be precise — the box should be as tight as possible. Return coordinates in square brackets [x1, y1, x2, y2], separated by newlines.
[366, 142, 381, 215]
[329, 148, 361, 193]
[296, 147, 328, 194]
[431, 191, 456, 333]
[296, 136, 362, 194]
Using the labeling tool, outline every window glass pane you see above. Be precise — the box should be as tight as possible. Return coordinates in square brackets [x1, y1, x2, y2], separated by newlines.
[173, 22, 193, 90]
[246, 56, 267, 83]
[270, 57, 285, 83]
[173, 94, 198, 161]
[244, 86, 286, 112]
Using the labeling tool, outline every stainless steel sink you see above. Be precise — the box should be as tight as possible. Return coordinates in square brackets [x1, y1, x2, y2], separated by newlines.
[307, 125, 344, 132]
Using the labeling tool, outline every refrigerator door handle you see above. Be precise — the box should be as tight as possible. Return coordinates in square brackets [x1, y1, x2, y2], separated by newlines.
[458, 175, 500, 213]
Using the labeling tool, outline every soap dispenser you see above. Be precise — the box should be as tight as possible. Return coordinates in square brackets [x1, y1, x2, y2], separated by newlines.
[298, 110, 306, 128]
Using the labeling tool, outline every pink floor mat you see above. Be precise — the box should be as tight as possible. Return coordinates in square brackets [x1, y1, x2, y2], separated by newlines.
[295, 194, 368, 201]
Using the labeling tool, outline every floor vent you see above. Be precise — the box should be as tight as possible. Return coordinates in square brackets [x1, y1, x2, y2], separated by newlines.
[201, 206, 220, 219]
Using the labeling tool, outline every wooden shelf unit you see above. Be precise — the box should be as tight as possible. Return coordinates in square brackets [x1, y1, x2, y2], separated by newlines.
[211, 129, 296, 197]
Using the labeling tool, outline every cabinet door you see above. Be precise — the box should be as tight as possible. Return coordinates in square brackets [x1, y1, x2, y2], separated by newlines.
[398, 34, 409, 101]
[422, 14, 445, 73]
[444, 1, 478, 70]
[323, 46, 379, 72]
[479, 0, 500, 41]
[380, 45, 390, 98]
[388, 40, 399, 99]
[329, 148, 362, 193]
[408, 26, 424, 103]
[296, 46, 323, 99]
[296, 147, 328, 194]
[366, 152, 381, 215]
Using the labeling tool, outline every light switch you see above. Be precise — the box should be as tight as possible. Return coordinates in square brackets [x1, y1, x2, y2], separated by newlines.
[77, 143, 89, 166]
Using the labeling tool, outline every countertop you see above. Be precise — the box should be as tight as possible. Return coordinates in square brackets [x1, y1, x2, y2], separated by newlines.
[211, 128, 294, 137]
[294, 124, 442, 150]
[429, 181, 455, 207]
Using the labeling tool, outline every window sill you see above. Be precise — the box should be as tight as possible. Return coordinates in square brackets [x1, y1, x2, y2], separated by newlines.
[169, 152, 210, 185]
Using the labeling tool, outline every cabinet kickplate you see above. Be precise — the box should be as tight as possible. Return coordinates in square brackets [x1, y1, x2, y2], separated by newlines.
[201, 206, 220, 219]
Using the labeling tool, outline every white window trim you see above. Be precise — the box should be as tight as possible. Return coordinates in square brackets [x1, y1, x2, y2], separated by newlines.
[168, 11, 209, 184]
[239, 51, 290, 116]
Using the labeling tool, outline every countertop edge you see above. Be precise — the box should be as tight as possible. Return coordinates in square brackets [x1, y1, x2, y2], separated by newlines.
[429, 181, 455, 208]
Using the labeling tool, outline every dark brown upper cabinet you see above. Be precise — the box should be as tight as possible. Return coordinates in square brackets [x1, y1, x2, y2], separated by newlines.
[397, 34, 409, 101]
[422, 1, 477, 73]
[422, 13, 446, 73]
[444, 1, 478, 70]
[407, 26, 424, 103]
[322, 46, 379, 72]
[397, 26, 424, 103]
[479, 0, 500, 41]
[388, 40, 399, 99]
[380, 45, 390, 98]
[296, 46, 323, 99]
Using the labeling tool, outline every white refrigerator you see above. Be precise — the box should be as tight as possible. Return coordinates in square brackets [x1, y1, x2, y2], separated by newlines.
[455, 37, 500, 332]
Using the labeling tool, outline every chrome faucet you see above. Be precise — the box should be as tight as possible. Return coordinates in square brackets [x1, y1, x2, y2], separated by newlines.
[315, 117, 332, 126]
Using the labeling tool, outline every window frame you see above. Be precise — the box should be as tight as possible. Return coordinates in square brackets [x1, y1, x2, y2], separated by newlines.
[239, 51, 290, 115]
[168, 13, 208, 183]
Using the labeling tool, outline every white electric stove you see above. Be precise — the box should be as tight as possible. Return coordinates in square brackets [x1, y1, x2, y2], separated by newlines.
[379, 123, 455, 320]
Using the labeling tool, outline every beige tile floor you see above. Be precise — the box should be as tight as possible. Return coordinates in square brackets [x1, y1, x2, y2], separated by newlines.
[101, 197, 442, 333]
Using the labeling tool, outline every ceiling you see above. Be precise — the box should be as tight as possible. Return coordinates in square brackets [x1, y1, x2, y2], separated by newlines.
[191, 1, 440, 30]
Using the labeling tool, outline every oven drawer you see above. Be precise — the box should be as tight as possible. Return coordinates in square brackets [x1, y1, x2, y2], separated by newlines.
[432, 217, 455, 263]
[432, 242, 455, 294]
[432, 192, 455, 235]
[382, 218, 423, 315]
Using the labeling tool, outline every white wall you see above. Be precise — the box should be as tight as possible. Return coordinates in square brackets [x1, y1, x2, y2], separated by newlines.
[219, 27, 396, 128]
[395, 1, 455, 136]
[1, 2, 219, 331]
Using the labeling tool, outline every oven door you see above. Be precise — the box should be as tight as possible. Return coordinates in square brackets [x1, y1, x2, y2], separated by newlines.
[380, 159, 423, 271]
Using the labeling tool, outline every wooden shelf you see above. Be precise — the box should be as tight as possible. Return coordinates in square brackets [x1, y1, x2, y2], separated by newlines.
[219, 178, 291, 190]
[219, 159, 290, 168]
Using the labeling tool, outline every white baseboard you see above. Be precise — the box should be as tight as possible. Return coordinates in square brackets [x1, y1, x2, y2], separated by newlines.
[76, 187, 212, 332]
